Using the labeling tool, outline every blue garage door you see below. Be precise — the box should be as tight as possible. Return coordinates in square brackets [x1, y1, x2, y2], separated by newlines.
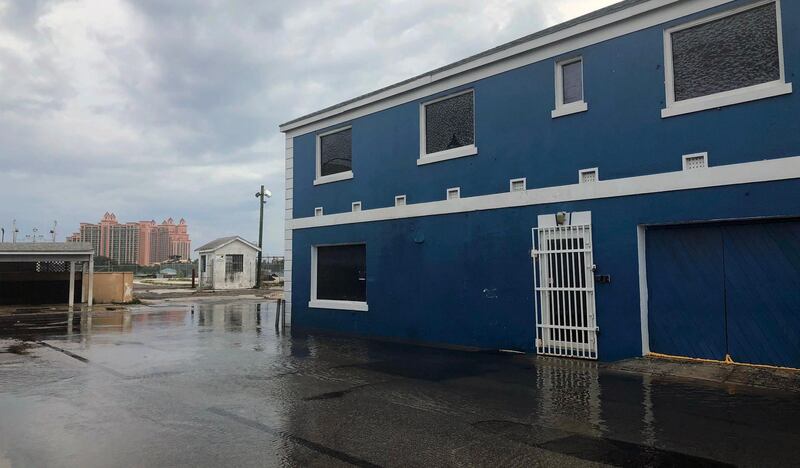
[647, 220, 800, 368]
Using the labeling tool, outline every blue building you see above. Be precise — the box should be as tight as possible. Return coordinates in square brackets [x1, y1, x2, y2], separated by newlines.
[279, 0, 800, 367]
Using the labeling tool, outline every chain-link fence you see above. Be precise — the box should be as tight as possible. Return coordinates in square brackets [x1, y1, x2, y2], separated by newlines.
[93, 260, 196, 278]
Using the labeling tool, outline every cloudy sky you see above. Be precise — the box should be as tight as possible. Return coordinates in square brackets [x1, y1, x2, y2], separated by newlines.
[0, 0, 617, 255]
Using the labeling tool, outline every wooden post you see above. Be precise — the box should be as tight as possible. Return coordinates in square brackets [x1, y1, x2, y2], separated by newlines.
[87, 256, 94, 308]
[68, 261, 76, 310]
[274, 299, 282, 331]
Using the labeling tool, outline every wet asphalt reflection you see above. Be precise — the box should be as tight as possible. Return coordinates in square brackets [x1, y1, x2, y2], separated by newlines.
[0, 300, 798, 467]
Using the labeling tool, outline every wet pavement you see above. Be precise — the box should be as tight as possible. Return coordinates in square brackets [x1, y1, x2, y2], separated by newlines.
[1, 300, 798, 467]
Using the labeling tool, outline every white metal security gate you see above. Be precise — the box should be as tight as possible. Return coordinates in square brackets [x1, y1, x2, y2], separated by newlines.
[532, 222, 598, 359]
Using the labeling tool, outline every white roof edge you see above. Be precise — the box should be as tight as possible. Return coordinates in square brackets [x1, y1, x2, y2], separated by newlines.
[194, 236, 261, 252]
[278, 0, 699, 134]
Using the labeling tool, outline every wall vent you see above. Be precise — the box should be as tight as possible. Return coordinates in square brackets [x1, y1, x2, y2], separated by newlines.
[510, 178, 527, 192]
[395, 195, 407, 207]
[683, 152, 708, 171]
[351, 202, 362, 212]
[314, 207, 323, 217]
[447, 187, 461, 200]
[579, 168, 599, 184]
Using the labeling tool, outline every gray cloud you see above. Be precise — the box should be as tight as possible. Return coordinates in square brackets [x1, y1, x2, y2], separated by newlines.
[0, 0, 615, 252]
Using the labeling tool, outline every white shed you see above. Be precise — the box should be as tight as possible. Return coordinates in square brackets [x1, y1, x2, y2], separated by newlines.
[195, 236, 261, 290]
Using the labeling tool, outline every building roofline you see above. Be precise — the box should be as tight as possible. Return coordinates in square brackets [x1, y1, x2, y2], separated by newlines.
[194, 236, 261, 253]
[278, 0, 670, 133]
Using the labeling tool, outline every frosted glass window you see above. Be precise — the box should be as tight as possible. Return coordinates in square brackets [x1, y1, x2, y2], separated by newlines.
[562, 60, 583, 104]
[320, 128, 352, 176]
[425, 92, 474, 154]
[671, 3, 780, 102]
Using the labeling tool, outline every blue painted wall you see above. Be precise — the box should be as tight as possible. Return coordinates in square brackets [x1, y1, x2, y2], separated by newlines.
[292, 180, 800, 361]
[292, 0, 800, 218]
[288, 0, 800, 361]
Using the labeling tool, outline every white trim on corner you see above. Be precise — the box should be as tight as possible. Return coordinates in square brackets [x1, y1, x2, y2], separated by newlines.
[315, 125, 353, 185]
[661, 0, 791, 118]
[418, 89, 477, 166]
[637, 225, 650, 356]
[289, 155, 800, 230]
[510, 178, 527, 192]
[552, 56, 588, 118]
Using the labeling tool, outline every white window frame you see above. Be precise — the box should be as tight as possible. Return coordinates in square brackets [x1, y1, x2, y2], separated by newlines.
[446, 187, 461, 200]
[661, 0, 791, 118]
[314, 125, 354, 185]
[552, 56, 588, 118]
[351, 201, 362, 212]
[395, 195, 407, 207]
[579, 168, 599, 184]
[418, 89, 478, 166]
[509, 178, 527, 192]
[314, 207, 324, 217]
[682, 152, 709, 171]
[309, 243, 368, 312]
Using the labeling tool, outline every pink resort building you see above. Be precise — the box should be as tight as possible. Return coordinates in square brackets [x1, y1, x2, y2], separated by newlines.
[67, 213, 191, 265]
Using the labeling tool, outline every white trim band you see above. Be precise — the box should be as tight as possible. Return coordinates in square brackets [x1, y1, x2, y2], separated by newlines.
[290, 155, 800, 230]
[309, 299, 369, 312]
[661, 81, 792, 118]
[314, 170, 354, 186]
[418, 145, 478, 166]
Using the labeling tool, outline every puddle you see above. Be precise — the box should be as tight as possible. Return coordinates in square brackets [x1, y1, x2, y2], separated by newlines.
[4, 341, 35, 355]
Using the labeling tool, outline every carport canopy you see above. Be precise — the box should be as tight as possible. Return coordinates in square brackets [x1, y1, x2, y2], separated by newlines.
[0, 242, 95, 308]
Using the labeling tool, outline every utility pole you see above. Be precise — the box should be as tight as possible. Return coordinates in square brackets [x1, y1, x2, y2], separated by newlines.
[12, 219, 18, 243]
[50, 220, 57, 242]
[254, 185, 272, 288]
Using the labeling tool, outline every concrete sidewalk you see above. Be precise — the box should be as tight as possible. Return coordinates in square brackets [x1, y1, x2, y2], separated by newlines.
[605, 356, 800, 393]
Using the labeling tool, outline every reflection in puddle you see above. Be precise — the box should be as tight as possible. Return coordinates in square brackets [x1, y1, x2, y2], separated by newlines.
[1, 300, 799, 467]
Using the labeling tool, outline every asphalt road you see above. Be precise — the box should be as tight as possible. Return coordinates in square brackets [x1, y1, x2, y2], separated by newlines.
[1, 300, 798, 467]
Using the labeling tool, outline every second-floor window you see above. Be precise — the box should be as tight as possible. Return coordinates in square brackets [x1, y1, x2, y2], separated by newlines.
[418, 90, 477, 165]
[315, 126, 353, 185]
[553, 57, 588, 118]
[663, 1, 790, 117]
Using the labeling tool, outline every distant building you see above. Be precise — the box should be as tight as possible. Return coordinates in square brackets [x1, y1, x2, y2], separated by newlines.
[195, 236, 260, 290]
[67, 213, 191, 265]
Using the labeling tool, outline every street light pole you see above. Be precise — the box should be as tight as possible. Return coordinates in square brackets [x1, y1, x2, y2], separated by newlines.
[255, 185, 272, 288]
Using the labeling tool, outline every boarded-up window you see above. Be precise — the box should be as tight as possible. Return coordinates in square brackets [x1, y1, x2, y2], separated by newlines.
[201, 255, 206, 273]
[671, 3, 780, 102]
[424, 92, 474, 155]
[561, 59, 584, 104]
[320, 128, 352, 176]
[316, 244, 366, 302]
